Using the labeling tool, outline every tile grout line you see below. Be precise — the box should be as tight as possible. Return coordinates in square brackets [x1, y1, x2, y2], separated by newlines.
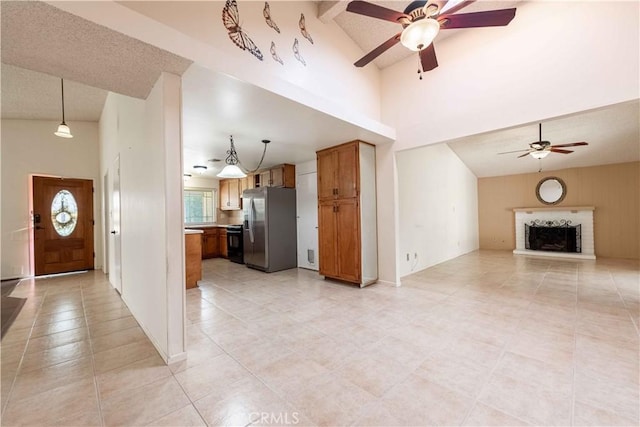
[571, 263, 580, 427]
[80, 284, 107, 427]
[458, 262, 546, 426]
[0, 278, 46, 418]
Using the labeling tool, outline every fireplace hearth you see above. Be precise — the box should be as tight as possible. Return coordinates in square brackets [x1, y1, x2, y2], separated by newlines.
[525, 219, 581, 253]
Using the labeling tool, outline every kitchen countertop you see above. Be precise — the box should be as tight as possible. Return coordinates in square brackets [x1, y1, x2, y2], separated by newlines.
[185, 224, 242, 229]
[184, 229, 204, 234]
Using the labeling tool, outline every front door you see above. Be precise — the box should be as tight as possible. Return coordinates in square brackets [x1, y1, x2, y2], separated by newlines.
[33, 176, 94, 276]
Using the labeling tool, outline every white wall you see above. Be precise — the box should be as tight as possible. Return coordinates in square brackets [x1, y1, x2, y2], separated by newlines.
[396, 144, 478, 277]
[52, 1, 388, 134]
[98, 73, 185, 363]
[1, 119, 102, 279]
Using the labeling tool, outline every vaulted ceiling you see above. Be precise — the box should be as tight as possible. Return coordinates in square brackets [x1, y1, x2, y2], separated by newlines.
[2, 0, 638, 179]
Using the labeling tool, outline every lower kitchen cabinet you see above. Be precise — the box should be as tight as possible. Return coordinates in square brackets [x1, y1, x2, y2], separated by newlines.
[219, 229, 228, 258]
[185, 232, 202, 289]
[201, 228, 219, 259]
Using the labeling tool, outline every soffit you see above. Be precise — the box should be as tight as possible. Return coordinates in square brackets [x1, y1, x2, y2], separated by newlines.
[1, 1, 192, 100]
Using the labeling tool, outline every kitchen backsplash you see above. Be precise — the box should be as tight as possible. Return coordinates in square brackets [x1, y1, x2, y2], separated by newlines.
[217, 209, 243, 225]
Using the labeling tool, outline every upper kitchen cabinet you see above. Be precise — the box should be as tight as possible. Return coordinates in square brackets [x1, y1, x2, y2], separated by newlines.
[316, 140, 377, 287]
[219, 179, 241, 210]
[317, 142, 358, 201]
[240, 174, 254, 196]
[255, 164, 295, 188]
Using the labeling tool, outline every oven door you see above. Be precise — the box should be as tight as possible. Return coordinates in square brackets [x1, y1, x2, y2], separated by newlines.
[227, 227, 244, 264]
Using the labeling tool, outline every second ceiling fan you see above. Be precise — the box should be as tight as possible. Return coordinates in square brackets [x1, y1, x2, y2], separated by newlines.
[346, 0, 516, 76]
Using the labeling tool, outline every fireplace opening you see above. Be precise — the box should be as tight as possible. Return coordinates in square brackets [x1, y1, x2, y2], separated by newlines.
[525, 220, 581, 253]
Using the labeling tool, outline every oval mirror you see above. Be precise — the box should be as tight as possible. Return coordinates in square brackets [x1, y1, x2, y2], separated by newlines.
[536, 177, 566, 205]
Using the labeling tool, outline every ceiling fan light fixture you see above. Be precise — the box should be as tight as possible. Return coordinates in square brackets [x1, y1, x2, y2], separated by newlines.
[400, 18, 440, 51]
[530, 150, 551, 159]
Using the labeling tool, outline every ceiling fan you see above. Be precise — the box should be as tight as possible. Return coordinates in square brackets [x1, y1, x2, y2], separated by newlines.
[499, 123, 589, 159]
[345, 0, 516, 77]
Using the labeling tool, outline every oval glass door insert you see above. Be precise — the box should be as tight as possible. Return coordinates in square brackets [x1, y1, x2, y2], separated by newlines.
[51, 190, 78, 236]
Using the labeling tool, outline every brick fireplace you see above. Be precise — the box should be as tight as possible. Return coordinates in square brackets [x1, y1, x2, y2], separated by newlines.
[513, 207, 595, 260]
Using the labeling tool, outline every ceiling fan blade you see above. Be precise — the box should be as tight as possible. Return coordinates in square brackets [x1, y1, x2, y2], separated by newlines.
[441, 8, 516, 29]
[440, 0, 476, 16]
[517, 152, 531, 158]
[551, 142, 588, 148]
[550, 148, 574, 154]
[354, 32, 401, 67]
[419, 44, 438, 72]
[498, 148, 531, 155]
[346, 1, 408, 23]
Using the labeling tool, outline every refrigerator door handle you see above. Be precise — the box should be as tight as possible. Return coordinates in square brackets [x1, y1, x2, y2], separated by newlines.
[249, 198, 255, 243]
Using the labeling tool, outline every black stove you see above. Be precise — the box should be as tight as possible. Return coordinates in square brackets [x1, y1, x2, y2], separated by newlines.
[226, 225, 244, 264]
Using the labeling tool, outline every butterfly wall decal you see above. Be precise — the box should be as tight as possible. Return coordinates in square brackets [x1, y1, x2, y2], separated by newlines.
[263, 2, 280, 33]
[222, 0, 263, 61]
[271, 41, 283, 65]
[293, 38, 306, 66]
[299, 13, 313, 44]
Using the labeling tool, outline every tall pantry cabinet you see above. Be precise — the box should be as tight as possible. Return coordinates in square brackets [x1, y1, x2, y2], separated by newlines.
[316, 141, 378, 286]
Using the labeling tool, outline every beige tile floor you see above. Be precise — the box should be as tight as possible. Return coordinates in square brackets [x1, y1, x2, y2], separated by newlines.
[1, 250, 638, 426]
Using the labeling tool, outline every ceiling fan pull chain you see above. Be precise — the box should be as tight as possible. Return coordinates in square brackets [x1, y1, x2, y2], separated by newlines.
[417, 55, 423, 80]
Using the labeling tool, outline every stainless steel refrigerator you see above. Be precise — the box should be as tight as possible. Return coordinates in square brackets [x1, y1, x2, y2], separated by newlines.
[243, 187, 297, 272]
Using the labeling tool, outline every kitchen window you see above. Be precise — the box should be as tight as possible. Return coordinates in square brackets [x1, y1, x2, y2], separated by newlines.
[184, 188, 216, 224]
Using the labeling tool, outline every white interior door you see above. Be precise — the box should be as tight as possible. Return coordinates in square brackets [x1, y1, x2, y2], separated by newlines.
[296, 172, 318, 270]
[110, 157, 122, 293]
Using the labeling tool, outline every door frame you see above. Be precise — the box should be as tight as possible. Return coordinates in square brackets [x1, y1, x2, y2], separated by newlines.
[29, 174, 96, 277]
[103, 171, 110, 275]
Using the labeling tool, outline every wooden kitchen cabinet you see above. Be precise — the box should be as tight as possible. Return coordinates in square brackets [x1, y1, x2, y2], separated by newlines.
[185, 232, 202, 289]
[239, 174, 254, 196]
[255, 164, 295, 188]
[317, 143, 358, 201]
[220, 179, 241, 210]
[218, 228, 228, 258]
[201, 228, 219, 259]
[316, 141, 377, 286]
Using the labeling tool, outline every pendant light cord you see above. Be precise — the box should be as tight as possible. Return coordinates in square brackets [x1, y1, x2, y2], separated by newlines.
[237, 140, 268, 174]
[60, 78, 66, 124]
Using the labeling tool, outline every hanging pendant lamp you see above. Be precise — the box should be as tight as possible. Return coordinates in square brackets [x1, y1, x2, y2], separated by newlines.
[54, 78, 73, 138]
[217, 135, 269, 178]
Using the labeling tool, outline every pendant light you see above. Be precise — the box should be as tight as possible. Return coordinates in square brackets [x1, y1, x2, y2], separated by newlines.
[54, 78, 73, 138]
[217, 135, 269, 179]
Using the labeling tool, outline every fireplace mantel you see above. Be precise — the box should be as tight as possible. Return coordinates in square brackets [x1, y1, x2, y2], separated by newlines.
[513, 206, 595, 213]
[513, 207, 596, 260]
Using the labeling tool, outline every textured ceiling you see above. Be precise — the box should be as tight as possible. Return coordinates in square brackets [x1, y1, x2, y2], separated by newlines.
[1, 1, 192, 99]
[446, 100, 640, 177]
[333, 0, 522, 70]
[1, 64, 108, 121]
